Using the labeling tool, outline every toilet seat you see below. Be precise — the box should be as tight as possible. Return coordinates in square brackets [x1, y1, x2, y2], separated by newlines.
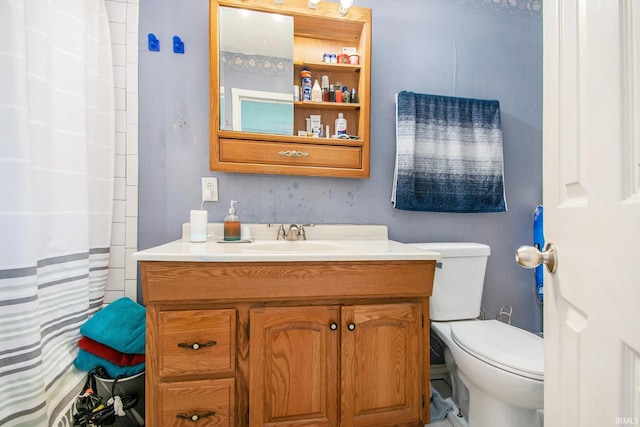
[451, 320, 544, 381]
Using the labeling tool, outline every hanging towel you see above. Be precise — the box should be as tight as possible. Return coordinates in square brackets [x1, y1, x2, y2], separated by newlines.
[79, 297, 146, 354]
[392, 91, 507, 213]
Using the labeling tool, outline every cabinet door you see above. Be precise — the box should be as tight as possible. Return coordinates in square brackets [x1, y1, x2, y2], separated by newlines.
[341, 303, 422, 427]
[249, 306, 340, 427]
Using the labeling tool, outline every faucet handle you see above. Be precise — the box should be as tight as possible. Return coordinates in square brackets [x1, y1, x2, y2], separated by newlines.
[276, 224, 286, 240]
[299, 224, 314, 240]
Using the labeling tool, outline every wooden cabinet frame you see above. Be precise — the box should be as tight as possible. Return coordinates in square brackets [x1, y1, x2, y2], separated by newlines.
[209, 0, 372, 178]
[141, 260, 435, 426]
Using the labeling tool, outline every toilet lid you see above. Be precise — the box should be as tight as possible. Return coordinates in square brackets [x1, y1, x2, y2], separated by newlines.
[451, 320, 544, 381]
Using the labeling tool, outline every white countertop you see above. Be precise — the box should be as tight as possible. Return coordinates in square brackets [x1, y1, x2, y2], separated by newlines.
[132, 224, 441, 263]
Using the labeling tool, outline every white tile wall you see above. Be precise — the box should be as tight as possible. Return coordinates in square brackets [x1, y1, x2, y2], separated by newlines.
[105, 0, 139, 304]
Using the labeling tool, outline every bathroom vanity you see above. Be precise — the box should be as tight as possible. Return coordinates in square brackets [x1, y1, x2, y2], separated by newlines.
[134, 225, 439, 426]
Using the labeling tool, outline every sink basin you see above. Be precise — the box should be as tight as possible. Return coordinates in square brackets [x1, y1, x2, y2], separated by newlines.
[248, 241, 349, 252]
[133, 224, 442, 262]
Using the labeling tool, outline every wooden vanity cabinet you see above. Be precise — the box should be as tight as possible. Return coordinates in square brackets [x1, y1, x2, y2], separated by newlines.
[141, 260, 435, 426]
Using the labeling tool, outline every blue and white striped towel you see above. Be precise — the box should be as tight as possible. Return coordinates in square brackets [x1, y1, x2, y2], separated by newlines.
[392, 91, 507, 213]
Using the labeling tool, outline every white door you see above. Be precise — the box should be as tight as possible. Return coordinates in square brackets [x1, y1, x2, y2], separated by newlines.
[542, 1, 640, 426]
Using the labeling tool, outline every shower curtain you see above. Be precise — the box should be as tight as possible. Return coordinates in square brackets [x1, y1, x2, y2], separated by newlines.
[0, 1, 114, 425]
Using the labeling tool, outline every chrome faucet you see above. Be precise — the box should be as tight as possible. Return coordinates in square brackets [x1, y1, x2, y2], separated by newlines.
[286, 224, 300, 240]
[271, 223, 314, 240]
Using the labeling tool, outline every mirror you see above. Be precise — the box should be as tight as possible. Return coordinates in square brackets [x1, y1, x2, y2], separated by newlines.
[218, 6, 294, 135]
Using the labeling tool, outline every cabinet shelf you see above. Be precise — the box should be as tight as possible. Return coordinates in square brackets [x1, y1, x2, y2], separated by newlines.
[218, 129, 364, 147]
[295, 101, 360, 111]
[295, 60, 361, 73]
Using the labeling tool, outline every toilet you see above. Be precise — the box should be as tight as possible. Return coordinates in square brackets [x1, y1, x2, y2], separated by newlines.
[411, 243, 543, 427]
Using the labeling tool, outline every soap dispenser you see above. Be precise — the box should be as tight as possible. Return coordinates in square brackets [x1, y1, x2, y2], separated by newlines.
[224, 200, 241, 241]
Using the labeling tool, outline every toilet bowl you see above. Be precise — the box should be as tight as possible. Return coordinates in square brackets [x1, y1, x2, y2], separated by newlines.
[410, 243, 544, 427]
[432, 320, 543, 427]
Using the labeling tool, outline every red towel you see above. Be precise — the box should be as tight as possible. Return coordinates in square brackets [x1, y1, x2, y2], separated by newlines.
[78, 336, 145, 366]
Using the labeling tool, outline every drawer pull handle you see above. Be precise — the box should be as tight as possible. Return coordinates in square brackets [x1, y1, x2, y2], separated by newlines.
[347, 323, 356, 331]
[177, 341, 217, 350]
[279, 150, 310, 158]
[176, 411, 216, 422]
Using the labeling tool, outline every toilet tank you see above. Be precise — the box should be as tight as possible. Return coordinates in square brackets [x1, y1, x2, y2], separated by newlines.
[409, 242, 490, 321]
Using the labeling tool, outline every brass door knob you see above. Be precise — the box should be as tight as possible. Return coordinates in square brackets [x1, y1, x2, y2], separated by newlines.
[516, 243, 558, 274]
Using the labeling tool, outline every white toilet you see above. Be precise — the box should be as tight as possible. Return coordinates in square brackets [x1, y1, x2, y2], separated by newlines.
[411, 243, 543, 427]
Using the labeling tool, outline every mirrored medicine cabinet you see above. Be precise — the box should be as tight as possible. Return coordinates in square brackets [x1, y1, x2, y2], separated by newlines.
[209, 0, 372, 178]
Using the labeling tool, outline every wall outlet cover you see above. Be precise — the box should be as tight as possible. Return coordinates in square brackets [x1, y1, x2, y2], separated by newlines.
[201, 177, 218, 202]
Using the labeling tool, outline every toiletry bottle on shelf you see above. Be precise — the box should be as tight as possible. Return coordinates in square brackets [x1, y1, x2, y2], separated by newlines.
[321, 75, 330, 102]
[351, 87, 358, 103]
[335, 84, 342, 103]
[311, 79, 322, 102]
[335, 113, 347, 136]
[342, 86, 350, 103]
[301, 68, 312, 101]
[224, 200, 241, 241]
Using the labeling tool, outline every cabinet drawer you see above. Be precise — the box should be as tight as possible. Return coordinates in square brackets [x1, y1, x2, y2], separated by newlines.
[159, 309, 236, 377]
[159, 378, 234, 426]
[219, 138, 362, 169]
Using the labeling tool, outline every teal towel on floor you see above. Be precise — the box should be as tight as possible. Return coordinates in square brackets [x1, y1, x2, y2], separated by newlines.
[80, 297, 145, 354]
[74, 349, 145, 378]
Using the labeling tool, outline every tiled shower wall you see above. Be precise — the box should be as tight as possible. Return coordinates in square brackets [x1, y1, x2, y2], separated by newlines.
[105, 0, 139, 303]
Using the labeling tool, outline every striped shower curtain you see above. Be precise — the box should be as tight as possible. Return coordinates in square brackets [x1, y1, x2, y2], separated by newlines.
[0, 1, 114, 425]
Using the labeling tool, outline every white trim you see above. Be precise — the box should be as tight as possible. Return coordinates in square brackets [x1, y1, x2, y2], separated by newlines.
[231, 88, 293, 131]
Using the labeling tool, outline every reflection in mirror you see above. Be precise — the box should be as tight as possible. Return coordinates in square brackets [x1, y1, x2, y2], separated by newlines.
[219, 7, 294, 135]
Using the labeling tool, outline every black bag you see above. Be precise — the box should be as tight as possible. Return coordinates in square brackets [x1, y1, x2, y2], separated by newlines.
[73, 366, 139, 427]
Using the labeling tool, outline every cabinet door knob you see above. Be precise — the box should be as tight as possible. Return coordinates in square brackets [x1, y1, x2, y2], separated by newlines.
[176, 411, 216, 421]
[330, 322, 338, 330]
[177, 340, 217, 350]
[347, 323, 356, 331]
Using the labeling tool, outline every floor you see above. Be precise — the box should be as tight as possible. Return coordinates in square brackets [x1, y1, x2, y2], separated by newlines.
[430, 417, 458, 427]
[429, 368, 466, 427]
[429, 380, 458, 427]
[432, 377, 453, 400]
[428, 369, 544, 427]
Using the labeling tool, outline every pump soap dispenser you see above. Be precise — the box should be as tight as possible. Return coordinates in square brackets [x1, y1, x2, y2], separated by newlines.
[224, 200, 241, 241]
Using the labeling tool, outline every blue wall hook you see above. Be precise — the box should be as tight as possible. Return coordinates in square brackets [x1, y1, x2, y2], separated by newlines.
[147, 33, 160, 51]
[173, 36, 185, 54]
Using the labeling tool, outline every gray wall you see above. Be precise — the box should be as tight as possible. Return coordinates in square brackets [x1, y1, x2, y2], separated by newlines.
[138, 0, 543, 332]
